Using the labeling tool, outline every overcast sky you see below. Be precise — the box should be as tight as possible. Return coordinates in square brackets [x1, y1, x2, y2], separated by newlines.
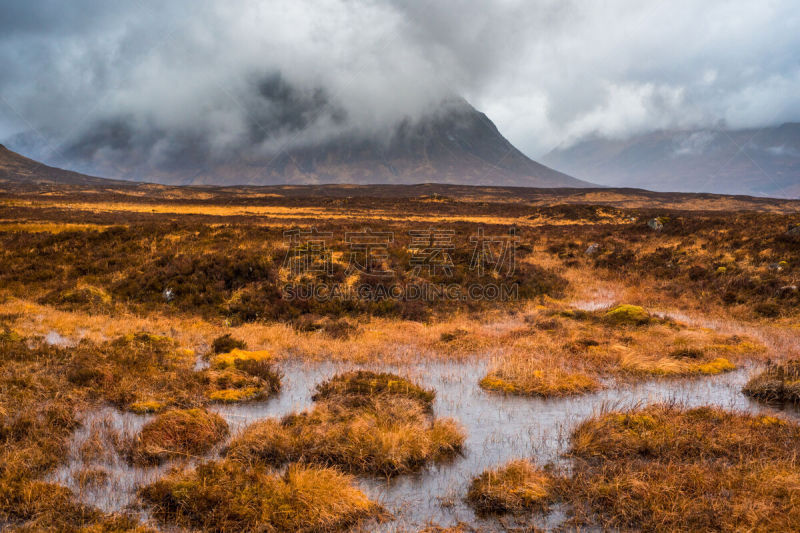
[1, 0, 799, 159]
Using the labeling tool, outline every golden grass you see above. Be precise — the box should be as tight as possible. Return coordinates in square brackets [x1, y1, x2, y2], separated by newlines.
[139, 460, 381, 532]
[466, 459, 555, 515]
[211, 348, 273, 369]
[0, 221, 109, 233]
[566, 404, 800, 531]
[227, 396, 464, 476]
[478, 303, 759, 398]
[312, 370, 436, 408]
[480, 367, 601, 397]
[128, 408, 229, 465]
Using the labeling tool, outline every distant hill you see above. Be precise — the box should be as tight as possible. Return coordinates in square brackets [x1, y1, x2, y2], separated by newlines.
[0, 144, 121, 186]
[5, 95, 590, 189]
[542, 123, 800, 198]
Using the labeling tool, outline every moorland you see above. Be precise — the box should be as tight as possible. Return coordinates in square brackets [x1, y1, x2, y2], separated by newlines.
[1, 180, 799, 532]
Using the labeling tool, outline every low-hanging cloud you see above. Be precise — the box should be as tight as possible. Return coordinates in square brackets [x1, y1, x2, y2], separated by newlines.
[1, 0, 799, 170]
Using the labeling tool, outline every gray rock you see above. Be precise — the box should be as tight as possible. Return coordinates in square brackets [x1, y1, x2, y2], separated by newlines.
[648, 218, 664, 231]
[585, 243, 600, 255]
[163, 287, 175, 302]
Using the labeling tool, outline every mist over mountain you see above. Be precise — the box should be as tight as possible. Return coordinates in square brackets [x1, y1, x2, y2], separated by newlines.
[5, 85, 588, 187]
[543, 124, 800, 198]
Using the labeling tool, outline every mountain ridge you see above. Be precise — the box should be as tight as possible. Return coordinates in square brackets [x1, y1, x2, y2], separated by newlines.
[4, 97, 591, 189]
[542, 123, 800, 198]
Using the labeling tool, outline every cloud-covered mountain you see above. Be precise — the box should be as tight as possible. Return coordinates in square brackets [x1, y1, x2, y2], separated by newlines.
[4, 95, 589, 188]
[542, 123, 800, 198]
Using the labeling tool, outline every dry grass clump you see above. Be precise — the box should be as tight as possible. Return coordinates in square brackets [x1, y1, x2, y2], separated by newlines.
[202, 363, 281, 404]
[566, 404, 800, 531]
[466, 459, 556, 515]
[139, 460, 381, 532]
[212, 347, 273, 369]
[227, 396, 464, 476]
[480, 366, 600, 397]
[743, 360, 800, 403]
[603, 304, 651, 325]
[128, 408, 229, 465]
[66, 332, 208, 412]
[312, 370, 436, 408]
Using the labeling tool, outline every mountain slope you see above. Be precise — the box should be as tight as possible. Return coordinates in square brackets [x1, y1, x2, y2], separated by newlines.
[0, 144, 121, 186]
[6, 97, 590, 188]
[542, 123, 800, 198]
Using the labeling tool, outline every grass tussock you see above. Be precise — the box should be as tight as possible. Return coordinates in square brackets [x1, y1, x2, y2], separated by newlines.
[227, 395, 464, 476]
[480, 367, 600, 397]
[211, 347, 273, 369]
[603, 304, 651, 325]
[128, 408, 228, 465]
[466, 459, 556, 515]
[565, 404, 800, 531]
[743, 360, 800, 403]
[311, 370, 436, 408]
[202, 363, 281, 404]
[139, 460, 381, 533]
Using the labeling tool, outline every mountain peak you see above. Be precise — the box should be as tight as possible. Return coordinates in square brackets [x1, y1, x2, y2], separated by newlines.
[5, 98, 591, 189]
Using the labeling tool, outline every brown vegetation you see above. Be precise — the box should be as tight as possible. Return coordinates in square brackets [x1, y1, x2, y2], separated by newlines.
[127, 408, 228, 465]
[312, 370, 436, 408]
[227, 395, 464, 476]
[743, 360, 800, 403]
[140, 460, 381, 532]
[227, 373, 461, 476]
[466, 459, 556, 515]
[566, 404, 800, 531]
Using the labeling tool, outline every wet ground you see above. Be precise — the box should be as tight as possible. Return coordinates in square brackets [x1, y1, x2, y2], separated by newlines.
[50, 356, 800, 532]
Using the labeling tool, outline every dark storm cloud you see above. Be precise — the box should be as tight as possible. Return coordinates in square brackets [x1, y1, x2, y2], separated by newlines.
[0, 0, 799, 163]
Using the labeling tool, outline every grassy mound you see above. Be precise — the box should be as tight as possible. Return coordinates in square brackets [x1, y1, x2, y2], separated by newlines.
[743, 360, 800, 403]
[128, 408, 228, 465]
[480, 367, 600, 397]
[566, 404, 800, 531]
[603, 304, 650, 325]
[227, 396, 464, 476]
[139, 460, 380, 532]
[466, 459, 555, 515]
[212, 348, 273, 369]
[202, 358, 282, 404]
[312, 370, 436, 408]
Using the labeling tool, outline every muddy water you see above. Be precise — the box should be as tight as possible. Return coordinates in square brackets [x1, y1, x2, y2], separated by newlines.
[54, 357, 800, 532]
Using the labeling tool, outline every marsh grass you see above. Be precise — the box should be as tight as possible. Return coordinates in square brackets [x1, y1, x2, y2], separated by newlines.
[311, 370, 436, 408]
[227, 372, 462, 477]
[466, 459, 556, 516]
[139, 460, 381, 532]
[743, 359, 800, 403]
[127, 408, 228, 465]
[227, 396, 464, 476]
[565, 404, 800, 531]
[481, 304, 760, 398]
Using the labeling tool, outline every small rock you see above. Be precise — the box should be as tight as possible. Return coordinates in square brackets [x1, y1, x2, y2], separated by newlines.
[768, 263, 784, 272]
[647, 218, 664, 231]
[585, 243, 600, 255]
[779, 285, 798, 293]
[163, 288, 175, 302]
